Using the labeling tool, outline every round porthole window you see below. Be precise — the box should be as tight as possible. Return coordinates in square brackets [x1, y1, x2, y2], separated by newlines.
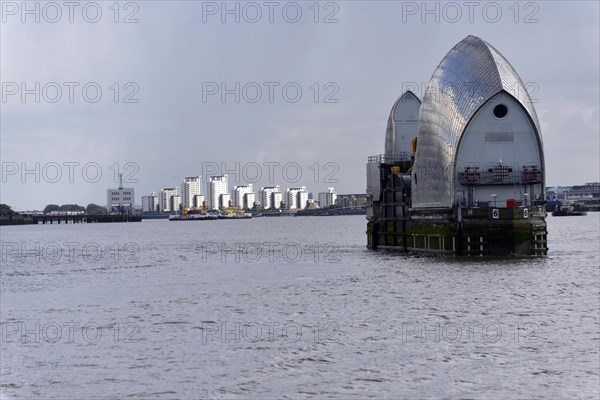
[493, 104, 508, 119]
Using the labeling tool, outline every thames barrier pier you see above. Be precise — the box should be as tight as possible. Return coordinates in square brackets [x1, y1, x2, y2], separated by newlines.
[366, 35, 548, 256]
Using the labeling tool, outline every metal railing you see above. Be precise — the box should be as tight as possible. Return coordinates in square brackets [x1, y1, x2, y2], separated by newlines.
[368, 153, 412, 164]
[458, 171, 542, 185]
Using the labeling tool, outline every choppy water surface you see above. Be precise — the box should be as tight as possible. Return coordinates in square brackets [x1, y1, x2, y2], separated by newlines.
[1, 214, 599, 399]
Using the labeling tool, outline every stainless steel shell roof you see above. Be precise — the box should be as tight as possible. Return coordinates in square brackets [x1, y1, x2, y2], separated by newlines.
[412, 35, 544, 208]
[384, 91, 421, 155]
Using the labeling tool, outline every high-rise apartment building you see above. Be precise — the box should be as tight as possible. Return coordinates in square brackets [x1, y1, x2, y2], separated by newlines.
[318, 187, 337, 208]
[181, 176, 202, 208]
[208, 175, 229, 210]
[159, 187, 179, 212]
[142, 192, 159, 212]
[260, 185, 282, 210]
[233, 184, 254, 209]
[287, 186, 308, 210]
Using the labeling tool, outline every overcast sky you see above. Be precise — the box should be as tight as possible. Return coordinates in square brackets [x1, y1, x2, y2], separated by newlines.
[1, 0, 598, 210]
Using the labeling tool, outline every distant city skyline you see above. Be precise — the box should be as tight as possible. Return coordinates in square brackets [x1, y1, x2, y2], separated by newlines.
[140, 173, 337, 212]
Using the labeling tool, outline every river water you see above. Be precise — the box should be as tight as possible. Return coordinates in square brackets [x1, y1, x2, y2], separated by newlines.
[1, 214, 598, 399]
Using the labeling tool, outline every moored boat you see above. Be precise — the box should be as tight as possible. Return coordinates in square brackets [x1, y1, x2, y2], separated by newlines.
[217, 213, 252, 219]
[169, 214, 217, 221]
[169, 207, 217, 221]
[217, 208, 252, 219]
[552, 205, 587, 217]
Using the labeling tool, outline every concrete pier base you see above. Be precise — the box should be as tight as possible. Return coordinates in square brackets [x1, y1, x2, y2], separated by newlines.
[368, 205, 547, 257]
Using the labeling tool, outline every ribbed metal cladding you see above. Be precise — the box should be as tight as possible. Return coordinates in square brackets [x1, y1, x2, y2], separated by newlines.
[384, 91, 421, 156]
[412, 35, 544, 208]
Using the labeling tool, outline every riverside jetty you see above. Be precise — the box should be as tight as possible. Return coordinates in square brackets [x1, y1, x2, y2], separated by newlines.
[0, 213, 142, 225]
